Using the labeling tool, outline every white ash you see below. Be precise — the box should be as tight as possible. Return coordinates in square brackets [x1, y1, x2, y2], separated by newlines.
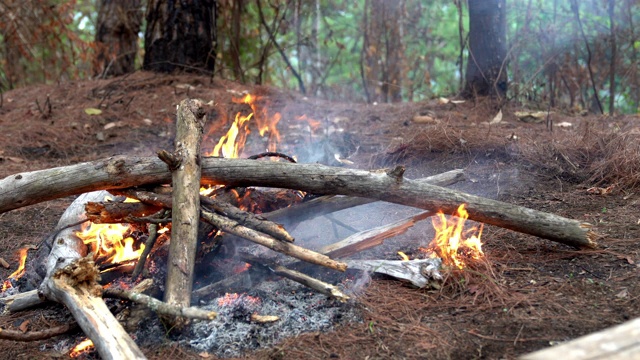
[187, 277, 361, 358]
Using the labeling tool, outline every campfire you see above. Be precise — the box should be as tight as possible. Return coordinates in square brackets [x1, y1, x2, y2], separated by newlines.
[0, 96, 597, 359]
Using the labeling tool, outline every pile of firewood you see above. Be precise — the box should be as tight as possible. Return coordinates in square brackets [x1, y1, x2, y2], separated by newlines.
[0, 99, 597, 360]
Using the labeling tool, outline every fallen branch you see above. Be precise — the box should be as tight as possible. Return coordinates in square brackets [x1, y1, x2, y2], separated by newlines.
[0, 323, 77, 341]
[163, 99, 205, 317]
[200, 209, 347, 272]
[38, 191, 146, 360]
[0, 157, 597, 248]
[1, 289, 43, 314]
[271, 265, 350, 302]
[103, 288, 216, 321]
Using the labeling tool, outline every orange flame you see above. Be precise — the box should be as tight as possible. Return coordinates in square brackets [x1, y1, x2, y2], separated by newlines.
[1, 247, 29, 291]
[69, 338, 94, 358]
[208, 94, 282, 158]
[421, 204, 484, 269]
[75, 222, 144, 265]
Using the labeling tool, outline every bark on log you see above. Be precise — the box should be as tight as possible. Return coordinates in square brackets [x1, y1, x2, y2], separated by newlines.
[85, 201, 162, 223]
[38, 191, 146, 360]
[0, 157, 597, 248]
[163, 99, 205, 318]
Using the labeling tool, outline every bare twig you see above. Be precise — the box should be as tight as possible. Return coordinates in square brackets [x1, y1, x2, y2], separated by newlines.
[0, 323, 78, 341]
[103, 288, 216, 321]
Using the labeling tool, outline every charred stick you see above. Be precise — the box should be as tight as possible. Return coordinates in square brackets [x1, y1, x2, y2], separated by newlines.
[200, 196, 294, 242]
[247, 151, 297, 163]
[85, 201, 162, 224]
[115, 189, 295, 244]
[103, 288, 216, 321]
[0, 323, 78, 341]
[270, 265, 350, 302]
[200, 209, 347, 272]
[131, 223, 160, 279]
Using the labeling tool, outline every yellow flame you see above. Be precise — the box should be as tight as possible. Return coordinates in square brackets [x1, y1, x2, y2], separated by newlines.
[75, 222, 144, 264]
[423, 204, 484, 269]
[69, 338, 94, 358]
[1, 247, 29, 291]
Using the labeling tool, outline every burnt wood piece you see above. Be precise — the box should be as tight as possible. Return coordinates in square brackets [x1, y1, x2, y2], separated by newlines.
[85, 201, 162, 223]
[0, 289, 42, 314]
[161, 99, 205, 323]
[0, 322, 77, 341]
[200, 209, 347, 272]
[38, 191, 146, 360]
[0, 157, 597, 248]
[111, 189, 295, 244]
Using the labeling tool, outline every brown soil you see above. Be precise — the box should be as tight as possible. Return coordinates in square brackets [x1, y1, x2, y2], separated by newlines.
[1, 71, 639, 359]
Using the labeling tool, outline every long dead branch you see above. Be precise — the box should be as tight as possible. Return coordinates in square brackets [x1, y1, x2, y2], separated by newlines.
[0, 323, 77, 341]
[0, 156, 597, 248]
[103, 288, 216, 321]
[163, 99, 205, 317]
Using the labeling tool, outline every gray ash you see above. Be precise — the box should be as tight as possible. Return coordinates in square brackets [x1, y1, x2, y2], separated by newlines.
[186, 277, 361, 358]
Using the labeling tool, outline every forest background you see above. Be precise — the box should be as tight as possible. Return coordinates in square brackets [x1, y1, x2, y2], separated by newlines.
[0, 0, 638, 114]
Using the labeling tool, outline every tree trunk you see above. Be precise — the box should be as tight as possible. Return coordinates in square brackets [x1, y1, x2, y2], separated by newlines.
[94, 0, 142, 77]
[143, 0, 217, 74]
[463, 0, 508, 98]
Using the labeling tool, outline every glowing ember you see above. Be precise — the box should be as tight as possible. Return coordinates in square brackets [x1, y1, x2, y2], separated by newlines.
[69, 338, 94, 358]
[217, 292, 261, 307]
[75, 222, 144, 265]
[420, 204, 484, 269]
[397, 251, 410, 261]
[1, 247, 29, 291]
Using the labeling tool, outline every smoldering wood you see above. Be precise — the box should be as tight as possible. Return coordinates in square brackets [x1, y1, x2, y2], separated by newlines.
[344, 258, 443, 288]
[38, 190, 146, 360]
[320, 211, 435, 259]
[85, 201, 162, 223]
[111, 189, 296, 244]
[200, 209, 347, 272]
[131, 223, 159, 278]
[0, 156, 597, 248]
[200, 195, 295, 242]
[163, 99, 206, 315]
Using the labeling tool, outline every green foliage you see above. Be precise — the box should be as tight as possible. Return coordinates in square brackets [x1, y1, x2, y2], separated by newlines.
[1, 0, 639, 113]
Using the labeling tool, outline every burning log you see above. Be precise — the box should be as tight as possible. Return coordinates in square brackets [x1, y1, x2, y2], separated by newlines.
[85, 201, 162, 224]
[38, 191, 146, 360]
[0, 156, 597, 248]
[162, 99, 206, 322]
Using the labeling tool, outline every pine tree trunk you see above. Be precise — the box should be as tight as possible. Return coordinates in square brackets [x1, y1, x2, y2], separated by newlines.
[94, 0, 143, 77]
[463, 0, 508, 98]
[143, 0, 217, 74]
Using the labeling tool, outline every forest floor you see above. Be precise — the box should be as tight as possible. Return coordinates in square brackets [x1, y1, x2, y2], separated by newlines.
[1, 72, 639, 359]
